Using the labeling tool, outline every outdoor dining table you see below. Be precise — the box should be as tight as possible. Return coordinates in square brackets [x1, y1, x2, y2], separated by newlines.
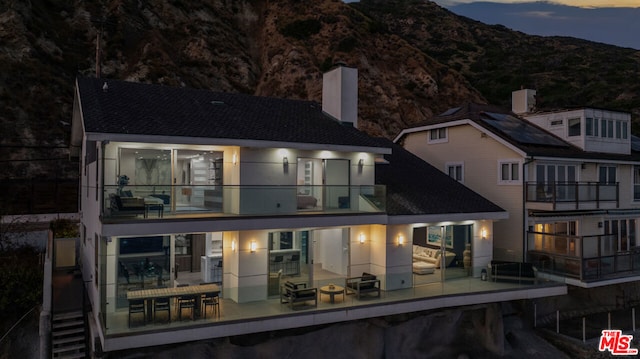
[127, 283, 220, 321]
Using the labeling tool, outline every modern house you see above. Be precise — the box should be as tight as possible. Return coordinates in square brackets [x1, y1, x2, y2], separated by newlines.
[396, 89, 640, 288]
[69, 67, 564, 355]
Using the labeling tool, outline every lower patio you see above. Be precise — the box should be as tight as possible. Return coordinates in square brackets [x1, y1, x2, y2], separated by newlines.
[98, 274, 566, 352]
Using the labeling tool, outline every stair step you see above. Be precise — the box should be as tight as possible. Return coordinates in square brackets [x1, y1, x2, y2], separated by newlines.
[52, 327, 84, 337]
[53, 351, 85, 359]
[52, 343, 85, 354]
[53, 320, 84, 329]
[52, 335, 85, 346]
[53, 311, 84, 321]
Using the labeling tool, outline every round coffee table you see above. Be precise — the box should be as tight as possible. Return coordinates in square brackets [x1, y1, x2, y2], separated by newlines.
[319, 285, 345, 304]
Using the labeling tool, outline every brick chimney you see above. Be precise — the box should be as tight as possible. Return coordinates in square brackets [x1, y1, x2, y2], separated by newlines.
[322, 64, 358, 128]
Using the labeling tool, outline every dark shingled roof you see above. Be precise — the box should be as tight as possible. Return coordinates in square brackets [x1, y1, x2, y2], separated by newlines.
[403, 103, 640, 162]
[375, 138, 505, 216]
[76, 77, 387, 149]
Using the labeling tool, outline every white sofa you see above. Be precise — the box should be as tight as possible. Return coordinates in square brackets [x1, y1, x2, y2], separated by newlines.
[413, 245, 456, 269]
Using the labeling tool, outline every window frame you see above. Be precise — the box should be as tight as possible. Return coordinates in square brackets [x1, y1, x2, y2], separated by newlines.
[567, 117, 581, 137]
[633, 165, 640, 202]
[599, 165, 617, 185]
[445, 161, 464, 183]
[498, 159, 521, 185]
[428, 127, 448, 144]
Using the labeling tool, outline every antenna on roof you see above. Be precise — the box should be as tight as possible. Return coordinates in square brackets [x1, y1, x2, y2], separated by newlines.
[91, 15, 115, 78]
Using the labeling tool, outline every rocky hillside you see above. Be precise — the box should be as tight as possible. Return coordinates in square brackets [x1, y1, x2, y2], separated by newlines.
[1, 0, 640, 180]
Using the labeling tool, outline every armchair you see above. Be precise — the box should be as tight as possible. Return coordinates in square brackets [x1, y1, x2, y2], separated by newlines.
[345, 272, 381, 299]
[280, 281, 317, 309]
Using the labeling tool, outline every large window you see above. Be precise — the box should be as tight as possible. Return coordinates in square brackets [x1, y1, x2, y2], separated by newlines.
[499, 161, 520, 183]
[536, 164, 577, 200]
[116, 236, 170, 308]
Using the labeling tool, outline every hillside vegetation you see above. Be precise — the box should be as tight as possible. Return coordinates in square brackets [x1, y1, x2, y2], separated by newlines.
[1, 0, 639, 180]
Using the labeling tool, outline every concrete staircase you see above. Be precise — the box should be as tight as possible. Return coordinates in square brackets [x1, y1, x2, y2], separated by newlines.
[51, 311, 86, 359]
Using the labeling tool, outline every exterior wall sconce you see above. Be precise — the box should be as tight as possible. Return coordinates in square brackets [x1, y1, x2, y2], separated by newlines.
[232, 153, 237, 165]
[359, 233, 366, 244]
[231, 239, 236, 252]
[283, 156, 288, 165]
[250, 240, 257, 253]
[481, 228, 487, 240]
[598, 222, 603, 228]
[397, 234, 405, 246]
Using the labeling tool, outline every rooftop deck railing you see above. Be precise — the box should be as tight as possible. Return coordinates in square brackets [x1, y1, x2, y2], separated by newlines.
[525, 182, 618, 209]
[102, 184, 386, 220]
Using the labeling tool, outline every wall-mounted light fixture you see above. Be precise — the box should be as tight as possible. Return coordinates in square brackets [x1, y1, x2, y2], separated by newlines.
[397, 233, 405, 246]
[232, 153, 237, 165]
[359, 233, 366, 244]
[481, 228, 487, 240]
[231, 239, 236, 252]
[598, 222, 603, 228]
[283, 156, 288, 165]
[250, 240, 257, 253]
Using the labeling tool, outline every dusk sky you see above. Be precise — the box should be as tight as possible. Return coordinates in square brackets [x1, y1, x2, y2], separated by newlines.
[431, 0, 640, 49]
[434, 0, 640, 7]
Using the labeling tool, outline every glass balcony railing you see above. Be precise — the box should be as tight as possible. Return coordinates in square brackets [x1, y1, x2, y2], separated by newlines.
[527, 231, 640, 281]
[525, 182, 618, 208]
[103, 184, 386, 220]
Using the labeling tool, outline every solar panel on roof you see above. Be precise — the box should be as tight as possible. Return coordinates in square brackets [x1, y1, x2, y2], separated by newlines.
[439, 107, 461, 116]
[482, 112, 570, 147]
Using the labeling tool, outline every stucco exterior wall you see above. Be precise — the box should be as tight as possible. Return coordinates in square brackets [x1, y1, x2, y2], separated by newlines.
[403, 124, 525, 261]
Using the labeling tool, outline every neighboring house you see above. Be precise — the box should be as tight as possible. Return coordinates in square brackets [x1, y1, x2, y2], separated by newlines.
[396, 89, 640, 288]
[69, 67, 563, 354]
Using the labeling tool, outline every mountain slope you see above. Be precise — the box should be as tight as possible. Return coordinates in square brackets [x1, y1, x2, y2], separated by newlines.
[2, 0, 640, 181]
[353, 0, 640, 119]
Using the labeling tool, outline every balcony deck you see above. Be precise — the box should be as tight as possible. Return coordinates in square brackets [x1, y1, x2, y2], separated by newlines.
[103, 185, 386, 222]
[528, 231, 640, 285]
[525, 182, 618, 210]
[100, 274, 566, 352]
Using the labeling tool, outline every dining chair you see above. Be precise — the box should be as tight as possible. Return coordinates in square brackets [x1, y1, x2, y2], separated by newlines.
[128, 298, 146, 328]
[153, 296, 171, 324]
[177, 294, 196, 321]
[201, 291, 220, 319]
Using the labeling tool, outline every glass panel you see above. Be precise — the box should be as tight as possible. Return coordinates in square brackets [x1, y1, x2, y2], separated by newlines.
[568, 118, 580, 136]
[601, 119, 607, 137]
[630, 220, 636, 248]
[594, 118, 599, 136]
[511, 163, 519, 181]
[586, 118, 593, 136]
[616, 121, 622, 139]
[608, 167, 616, 183]
[608, 120, 614, 138]
[116, 236, 171, 309]
[501, 164, 509, 180]
[444, 225, 472, 281]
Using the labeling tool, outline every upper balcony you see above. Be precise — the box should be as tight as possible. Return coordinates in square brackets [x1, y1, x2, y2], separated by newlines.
[527, 231, 640, 284]
[525, 182, 619, 211]
[103, 184, 386, 221]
